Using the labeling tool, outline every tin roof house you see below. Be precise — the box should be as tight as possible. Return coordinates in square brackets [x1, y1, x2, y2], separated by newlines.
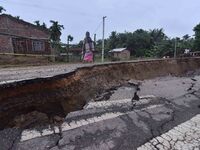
[109, 48, 130, 61]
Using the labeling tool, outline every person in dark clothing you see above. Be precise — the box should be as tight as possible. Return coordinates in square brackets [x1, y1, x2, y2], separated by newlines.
[82, 31, 95, 63]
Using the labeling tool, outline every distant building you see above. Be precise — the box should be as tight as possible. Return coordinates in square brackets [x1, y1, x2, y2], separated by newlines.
[109, 48, 130, 60]
[0, 14, 51, 54]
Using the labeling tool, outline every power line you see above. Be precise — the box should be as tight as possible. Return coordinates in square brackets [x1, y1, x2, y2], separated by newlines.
[0, 0, 63, 12]
[93, 20, 103, 35]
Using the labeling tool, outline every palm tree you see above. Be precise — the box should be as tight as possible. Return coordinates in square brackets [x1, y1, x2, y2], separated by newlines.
[49, 20, 64, 42]
[34, 21, 47, 29]
[15, 16, 20, 19]
[182, 34, 190, 41]
[0, 6, 6, 14]
[34, 20, 41, 26]
[150, 28, 166, 44]
[67, 35, 73, 43]
[67, 35, 74, 62]
[41, 23, 47, 29]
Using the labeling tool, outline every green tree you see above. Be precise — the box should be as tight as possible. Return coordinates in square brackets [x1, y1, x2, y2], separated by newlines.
[67, 35, 73, 43]
[0, 6, 6, 14]
[34, 20, 41, 26]
[41, 23, 47, 29]
[34, 20, 47, 29]
[177, 34, 194, 54]
[108, 31, 118, 49]
[66, 35, 74, 62]
[193, 23, 200, 50]
[182, 34, 190, 41]
[15, 16, 20, 19]
[49, 20, 64, 42]
[132, 29, 151, 57]
[150, 29, 166, 43]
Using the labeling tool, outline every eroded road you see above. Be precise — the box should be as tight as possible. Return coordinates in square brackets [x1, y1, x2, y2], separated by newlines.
[1, 72, 200, 150]
[0, 64, 89, 84]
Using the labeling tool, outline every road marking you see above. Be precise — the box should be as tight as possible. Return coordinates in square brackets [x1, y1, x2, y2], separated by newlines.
[21, 96, 156, 142]
[137, 114, 200, 150]
[20, 112, 124, 142]
[85, 95, 156, 109]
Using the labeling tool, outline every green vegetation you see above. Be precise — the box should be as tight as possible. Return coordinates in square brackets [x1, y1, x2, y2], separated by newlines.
[94, 28, 195, 58]
[194, 23, 200, 50]
[49, 20, 64, 42]
[0, 6, 6, 14]
[34, 20, 47, 30]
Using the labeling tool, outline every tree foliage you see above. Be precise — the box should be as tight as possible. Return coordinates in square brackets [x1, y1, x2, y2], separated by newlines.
[34, 20, 47, 30]
[49, 20, 64, 42]
[15, 16, 20, 19]
[67, 35, 73, 43]
[0, 6, 6, 14]
[193, 23, 200, 50]
[93, 28, 194, 58]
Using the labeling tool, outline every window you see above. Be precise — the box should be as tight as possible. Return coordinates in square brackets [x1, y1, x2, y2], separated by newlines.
[32, 40, 45, 51]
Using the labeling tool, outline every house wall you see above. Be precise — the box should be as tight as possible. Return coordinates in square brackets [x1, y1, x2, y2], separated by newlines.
[0, 15, 50, 54]
[12, 38, 51, 54]
[119, 50, 130, 60]
[0, 15, 49, 39]
[112, 50, 130, 60]
[0, 35, 13, 53]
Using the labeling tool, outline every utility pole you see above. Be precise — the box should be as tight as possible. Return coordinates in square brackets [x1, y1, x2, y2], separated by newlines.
[174, 38, 177, 58]
[94, 34, 96, 45]
[94, 34, 96, 62]
[102, 16, 107, 62]
[67, 37, 69, 62]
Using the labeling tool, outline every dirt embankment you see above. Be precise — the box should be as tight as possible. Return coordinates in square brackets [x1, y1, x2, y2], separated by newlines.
[0, 55, 52, 67]
[0, 58, 200, 129]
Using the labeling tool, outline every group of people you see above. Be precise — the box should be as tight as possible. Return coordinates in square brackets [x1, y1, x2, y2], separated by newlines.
[82, 31, 95, 63]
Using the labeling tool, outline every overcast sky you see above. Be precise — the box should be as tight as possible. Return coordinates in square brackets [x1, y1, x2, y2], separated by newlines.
[1, 0, 200, 43]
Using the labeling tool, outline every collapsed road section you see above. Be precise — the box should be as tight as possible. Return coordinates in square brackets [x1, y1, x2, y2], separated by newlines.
[1, 58, 200, 149]
[0, 58, 200, 129]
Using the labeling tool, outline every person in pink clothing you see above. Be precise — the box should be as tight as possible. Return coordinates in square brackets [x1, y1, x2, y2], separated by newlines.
[82, 32, 95, 63]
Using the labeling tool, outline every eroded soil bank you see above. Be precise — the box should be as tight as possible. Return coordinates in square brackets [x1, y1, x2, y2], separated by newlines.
[0, 58, 200, 129]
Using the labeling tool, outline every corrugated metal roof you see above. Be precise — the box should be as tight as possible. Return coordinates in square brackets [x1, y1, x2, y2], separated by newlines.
[109, 48, 127, 52]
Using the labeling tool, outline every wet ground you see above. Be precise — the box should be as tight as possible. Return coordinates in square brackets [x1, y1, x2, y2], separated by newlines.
[1, 70, 200, 150]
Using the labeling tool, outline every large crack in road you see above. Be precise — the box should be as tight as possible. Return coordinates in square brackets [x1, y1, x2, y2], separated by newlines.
[1, 58, 200, 149]
[1, 73, 198, 150]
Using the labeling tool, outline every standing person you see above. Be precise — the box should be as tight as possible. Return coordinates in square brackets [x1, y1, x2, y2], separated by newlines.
[82, 31, 95, 63]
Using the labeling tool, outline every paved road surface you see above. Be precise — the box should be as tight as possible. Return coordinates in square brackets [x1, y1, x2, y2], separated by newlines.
[0, 59, 159, 84]
[0, 64, 89, 84]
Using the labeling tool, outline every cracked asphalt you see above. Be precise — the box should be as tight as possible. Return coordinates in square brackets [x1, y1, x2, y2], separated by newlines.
[1, 72, 200, 150]
[0, 63, 90, 84]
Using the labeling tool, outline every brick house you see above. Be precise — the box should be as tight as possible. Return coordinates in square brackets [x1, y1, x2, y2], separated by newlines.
[0, 14, 51, 54]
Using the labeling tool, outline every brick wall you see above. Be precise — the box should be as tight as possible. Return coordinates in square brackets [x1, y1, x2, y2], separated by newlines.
[0, 15, 50, 39]
[0, 35, 13, 53]
[0, 15, 51, 54]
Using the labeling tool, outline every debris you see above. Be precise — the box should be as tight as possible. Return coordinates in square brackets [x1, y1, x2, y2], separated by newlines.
[191, 78, 197, 82]
[53, 116, 64, 124]
[12, 111, 49, 128]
